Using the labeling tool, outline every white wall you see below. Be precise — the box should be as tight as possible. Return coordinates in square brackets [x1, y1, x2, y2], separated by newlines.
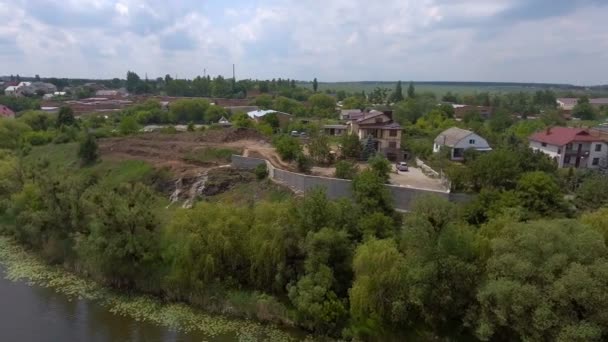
[587, 142, 608, 168]
[529, 141, 563, 167]
[453, 133, 490, 150]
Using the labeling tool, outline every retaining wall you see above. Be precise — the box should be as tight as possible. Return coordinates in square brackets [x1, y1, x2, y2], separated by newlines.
[231, 155, 468, 211]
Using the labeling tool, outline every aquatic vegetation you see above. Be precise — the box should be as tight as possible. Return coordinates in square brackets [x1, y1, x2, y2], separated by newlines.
[0, 237, 306, 341]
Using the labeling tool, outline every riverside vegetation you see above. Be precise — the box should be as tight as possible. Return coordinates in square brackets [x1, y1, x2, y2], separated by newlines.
[2, 85, 608, 340]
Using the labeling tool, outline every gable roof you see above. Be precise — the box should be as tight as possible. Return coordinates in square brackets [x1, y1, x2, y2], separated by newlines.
[435, 127, 475, 146]
[529, 127, 602, 146]
[356, 110, 386, 123]
[0, 105, 15, 118]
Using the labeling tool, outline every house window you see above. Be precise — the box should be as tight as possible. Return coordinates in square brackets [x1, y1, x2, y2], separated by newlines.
[596, 144, 602, 152]
[557, 148, 562, 154]
[541, 142, 547, 147]
[469, 139, 476, 144]
[566, 143, 572, 150]
[564, 156, 571, 164]
[389, 141, 397, 149]
[593, 158, 600, 166]
[389, 130, 398, 137]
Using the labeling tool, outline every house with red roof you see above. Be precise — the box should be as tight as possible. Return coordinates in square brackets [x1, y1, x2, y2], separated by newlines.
[529, 127, 607, 169]
[0, 105, 15, 119]
[347, 110, 404, 161]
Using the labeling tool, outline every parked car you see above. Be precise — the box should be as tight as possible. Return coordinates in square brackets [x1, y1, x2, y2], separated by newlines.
[396, 161, 408, 172]
[290, 131, 299, 137]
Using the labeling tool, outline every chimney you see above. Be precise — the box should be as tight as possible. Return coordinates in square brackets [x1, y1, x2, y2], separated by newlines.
[546, 127, 551, 135]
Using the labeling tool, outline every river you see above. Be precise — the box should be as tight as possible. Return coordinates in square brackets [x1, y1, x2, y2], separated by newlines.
[0, 266, 229, 342]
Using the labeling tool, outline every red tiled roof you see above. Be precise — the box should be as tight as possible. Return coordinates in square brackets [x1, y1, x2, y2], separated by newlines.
[529, 127, 602, 146]
[0, 105, 15, 118]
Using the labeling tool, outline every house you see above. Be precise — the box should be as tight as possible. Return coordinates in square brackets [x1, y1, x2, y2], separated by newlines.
[323, 124, 348, 136]
[0, 105, 15, 118]
[452, 104, 493, 119]
[247, 109, 292, 128]
[218, 116, 231, 126]
[557, 98, 608, 110]
[529, 127, 607, 169]
[347, 110, 403, 161]
[340, 109, 362, 120]
[433, 127, 492, 160]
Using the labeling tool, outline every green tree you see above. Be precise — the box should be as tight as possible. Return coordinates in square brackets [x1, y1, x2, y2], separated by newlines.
[352, 170, 393, 215]
[339, 133, 362, 159]
[296, 152, 312, 173]
[205, 105, 228, 123]
[126, 71, 141, 93]
[407, 81, 415, 98]
[119, 116, 140, 135]
[309, 93, 336, 117]
[78, 133, 99, 166]
[313, 78, 318, 92]
[368, 153, 391, 183]
[56, 106, 75, 127]
[575, 174, 608, 211]
[475, 220, 608, 341]
[169, 98, 210, 123]
[334, 160, 358, 180]
[572, 96, 596, 120]
[273, 135, 301, 161]
[390, 81, 404, 103]
[0, 118, 31, 149]
[342, 96, 366, 110]
[308, 134, 331, 164]
[515, 171, 564, 217]
[361, 135, 376, 160]
[253, 94, 273, 109]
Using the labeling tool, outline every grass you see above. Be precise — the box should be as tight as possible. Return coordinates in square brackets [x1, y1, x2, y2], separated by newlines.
[184, 147, 242, 165]
[208, 180, 293, 205]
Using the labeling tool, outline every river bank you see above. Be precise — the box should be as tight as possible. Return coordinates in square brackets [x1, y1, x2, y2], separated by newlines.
[0, 236, 311, 342]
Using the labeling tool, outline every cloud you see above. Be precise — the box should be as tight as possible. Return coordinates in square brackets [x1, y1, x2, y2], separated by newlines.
[0, 0, 607, 84]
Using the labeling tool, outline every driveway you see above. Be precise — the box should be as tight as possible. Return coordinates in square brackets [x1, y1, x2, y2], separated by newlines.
[389, 165, 447, 192]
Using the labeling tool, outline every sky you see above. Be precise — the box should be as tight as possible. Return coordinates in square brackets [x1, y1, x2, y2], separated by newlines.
[0, 0, 607, 85]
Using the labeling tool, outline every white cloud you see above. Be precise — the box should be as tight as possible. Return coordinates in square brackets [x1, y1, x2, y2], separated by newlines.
[0, 0, 606, 84]
[115, 2, 129, 16]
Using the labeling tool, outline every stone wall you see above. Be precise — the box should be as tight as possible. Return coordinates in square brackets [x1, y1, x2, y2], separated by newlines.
[231, 155, 468, 211]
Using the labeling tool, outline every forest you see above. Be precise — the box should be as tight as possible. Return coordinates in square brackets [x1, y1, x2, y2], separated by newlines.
[1, 77, 608, 340]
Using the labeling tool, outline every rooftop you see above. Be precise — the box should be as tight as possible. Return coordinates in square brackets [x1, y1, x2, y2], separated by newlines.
[529, 127, 603, 146]
[435, 127, 475, 147]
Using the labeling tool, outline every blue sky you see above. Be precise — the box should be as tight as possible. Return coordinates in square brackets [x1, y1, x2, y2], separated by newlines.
[0, 0, 606, 84]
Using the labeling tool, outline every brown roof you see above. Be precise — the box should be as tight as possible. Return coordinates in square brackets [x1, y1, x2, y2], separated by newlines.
[529, 127, 603, 146]
[0, 105, 15, 118]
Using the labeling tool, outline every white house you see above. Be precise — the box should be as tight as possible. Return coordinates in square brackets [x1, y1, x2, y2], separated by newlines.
[433, 127, 492, 160]
[529, 127, 608, 169]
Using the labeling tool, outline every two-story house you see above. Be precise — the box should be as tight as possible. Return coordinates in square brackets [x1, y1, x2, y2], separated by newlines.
[529, 127, 607, 169]
[347, 110, 403, 161]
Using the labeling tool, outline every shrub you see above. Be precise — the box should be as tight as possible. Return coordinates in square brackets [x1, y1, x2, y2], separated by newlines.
[254, 163, 268, 180]
[273, 135, 301, 161]
[24, 131, 52, 146]
[296, 153, 312, 174]
[334, 160, 358, 179]
[78, 133, 99, 166]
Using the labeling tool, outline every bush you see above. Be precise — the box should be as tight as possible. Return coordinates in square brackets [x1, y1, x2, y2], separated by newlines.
[24, 131, 52, 146]
[368, 154, 391, 183]
[273, 135, 301, 161]
[296, 153, 312, 174]
[78, 133, 99, 166]
[187, 121, 195, 131]
[254, 163, 268, 180]
[334, 160, 358, 179]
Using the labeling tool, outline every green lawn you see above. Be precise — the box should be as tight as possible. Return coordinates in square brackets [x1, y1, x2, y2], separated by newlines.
[207, 180, 293, 205]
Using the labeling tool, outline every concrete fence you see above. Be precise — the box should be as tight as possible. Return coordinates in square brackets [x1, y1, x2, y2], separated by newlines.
[231, 155, 469, 211]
